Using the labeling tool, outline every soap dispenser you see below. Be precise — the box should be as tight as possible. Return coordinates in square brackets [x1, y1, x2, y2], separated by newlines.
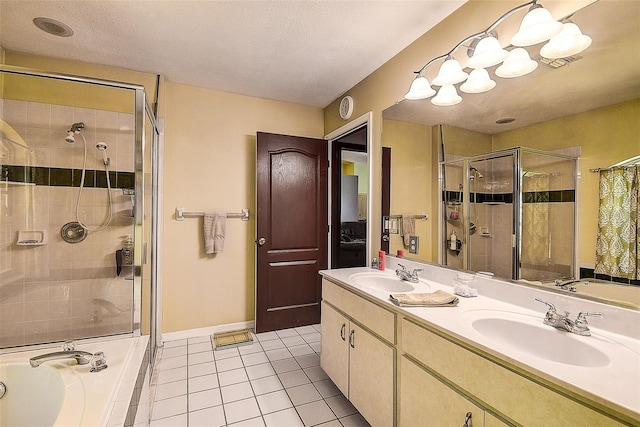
[122, 235, 134, 265]
[450, 230, 458, 251]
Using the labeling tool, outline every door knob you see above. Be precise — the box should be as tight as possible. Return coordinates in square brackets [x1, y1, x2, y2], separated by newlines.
[257, 237, 266, 246]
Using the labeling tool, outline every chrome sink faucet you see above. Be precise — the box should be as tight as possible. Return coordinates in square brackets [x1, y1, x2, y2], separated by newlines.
[395, 264, 423, 283]
[535, 298, 604, 336]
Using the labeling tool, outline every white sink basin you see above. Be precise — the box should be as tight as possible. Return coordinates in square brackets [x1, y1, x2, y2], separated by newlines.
[349, 272, 423, 292]
[461, 310, 611, 367]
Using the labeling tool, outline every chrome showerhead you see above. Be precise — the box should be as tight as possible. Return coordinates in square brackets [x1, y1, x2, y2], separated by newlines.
[470, 166, 484, 179]
[65, 130, 76, 143]
[65, 122, 85, 143]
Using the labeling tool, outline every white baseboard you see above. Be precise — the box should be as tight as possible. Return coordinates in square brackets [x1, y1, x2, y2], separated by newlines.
[161, 320, 255, 344]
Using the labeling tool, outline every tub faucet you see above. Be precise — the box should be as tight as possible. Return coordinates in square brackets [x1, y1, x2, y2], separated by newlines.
[395, 264, 423, 283]
[535, 298, 604, 336]
[29, 350, 93, 367]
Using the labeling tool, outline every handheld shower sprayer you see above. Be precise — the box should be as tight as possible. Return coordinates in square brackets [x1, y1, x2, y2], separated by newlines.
[65, 122, 85, 143]
[96, 142, 110, 166]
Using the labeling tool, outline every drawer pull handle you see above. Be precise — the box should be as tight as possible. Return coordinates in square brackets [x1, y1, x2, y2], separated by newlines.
[349, 330, 355, 348]
[340, 323, 346, 341]
[463, 412, 472, 427]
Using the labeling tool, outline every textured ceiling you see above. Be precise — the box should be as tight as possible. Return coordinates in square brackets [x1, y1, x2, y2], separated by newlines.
[0, 0, 466, 108]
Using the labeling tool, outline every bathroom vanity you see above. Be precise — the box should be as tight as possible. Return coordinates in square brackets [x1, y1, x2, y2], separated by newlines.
[320, 260, 640, 427]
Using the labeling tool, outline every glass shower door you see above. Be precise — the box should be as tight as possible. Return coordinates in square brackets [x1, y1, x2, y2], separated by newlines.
[467, 154, 515, 279]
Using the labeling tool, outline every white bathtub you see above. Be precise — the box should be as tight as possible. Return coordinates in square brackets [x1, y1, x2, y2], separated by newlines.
[0, 336, 149, 427]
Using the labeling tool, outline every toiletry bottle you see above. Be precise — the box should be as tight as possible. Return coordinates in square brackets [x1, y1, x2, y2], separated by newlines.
[371, 258, 378, 269]
[450, 231, 457, 250]
[122, 235, 134, 265]
[378, 250, 385, 271]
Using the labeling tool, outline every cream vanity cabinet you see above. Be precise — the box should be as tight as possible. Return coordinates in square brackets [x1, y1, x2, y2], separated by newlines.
[400, 355, 507, 427]
[320, 279, 396, 427]
[400, 318, 629, 427]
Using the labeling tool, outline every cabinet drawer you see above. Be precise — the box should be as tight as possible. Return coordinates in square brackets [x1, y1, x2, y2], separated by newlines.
[322, 279, 395, 343]
[401, 319, 625, 427]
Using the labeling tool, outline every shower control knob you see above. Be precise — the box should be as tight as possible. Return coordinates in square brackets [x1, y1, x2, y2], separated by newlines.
[257, 237, 266, 246]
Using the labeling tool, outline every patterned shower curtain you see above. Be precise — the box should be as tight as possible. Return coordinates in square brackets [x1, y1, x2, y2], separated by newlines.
[595, 166, 639, 279]
[521, 172, 550, 267]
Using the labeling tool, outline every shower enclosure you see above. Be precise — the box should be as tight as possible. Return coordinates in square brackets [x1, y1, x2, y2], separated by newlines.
[0, 67, 159, 361]
[441, 148, 577, 281]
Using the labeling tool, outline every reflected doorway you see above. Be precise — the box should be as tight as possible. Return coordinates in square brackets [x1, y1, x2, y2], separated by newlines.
[331, 125, 368, 268]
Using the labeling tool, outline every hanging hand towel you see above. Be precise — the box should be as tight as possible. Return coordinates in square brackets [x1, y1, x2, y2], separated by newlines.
[204, 212, 226, 254]
[402, 215, 415, 246]
[389, 290, 459, 307]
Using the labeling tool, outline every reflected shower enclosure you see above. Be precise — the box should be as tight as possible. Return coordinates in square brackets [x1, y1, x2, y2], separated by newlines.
[441, 148, 577, 281]
[0, 69, 155, 349]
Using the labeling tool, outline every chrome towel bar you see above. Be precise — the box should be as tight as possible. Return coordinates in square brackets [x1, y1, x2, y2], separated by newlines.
[175, 207, 250, 221]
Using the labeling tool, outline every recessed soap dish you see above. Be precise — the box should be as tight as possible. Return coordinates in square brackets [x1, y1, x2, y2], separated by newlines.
[16, 230, 48, 246]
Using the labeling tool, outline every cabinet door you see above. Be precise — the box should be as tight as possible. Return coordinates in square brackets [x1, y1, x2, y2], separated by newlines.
[320, 301, 349, 397]
[349, 323, 395, 427]
[400, 356, 484, 427]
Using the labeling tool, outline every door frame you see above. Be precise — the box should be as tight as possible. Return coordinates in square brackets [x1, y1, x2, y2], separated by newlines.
[325, 112, 373, 268]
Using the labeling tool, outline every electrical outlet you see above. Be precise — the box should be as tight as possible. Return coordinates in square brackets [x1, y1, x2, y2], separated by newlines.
[409, 235, 419, 254]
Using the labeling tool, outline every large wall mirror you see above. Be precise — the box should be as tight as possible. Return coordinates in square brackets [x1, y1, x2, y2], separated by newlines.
[382, 0, 639, 308]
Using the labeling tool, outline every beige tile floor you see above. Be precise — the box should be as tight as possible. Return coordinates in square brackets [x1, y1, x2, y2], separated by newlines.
[150, 324, 371, 427]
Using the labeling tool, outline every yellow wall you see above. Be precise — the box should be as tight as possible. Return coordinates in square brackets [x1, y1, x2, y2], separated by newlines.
[382, 119, 433, 261]
[162, 82, 323, 332]
[492, 99, 640, 268]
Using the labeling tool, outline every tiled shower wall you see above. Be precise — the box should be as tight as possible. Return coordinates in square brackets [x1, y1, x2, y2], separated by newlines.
[0, 99, 136, 348]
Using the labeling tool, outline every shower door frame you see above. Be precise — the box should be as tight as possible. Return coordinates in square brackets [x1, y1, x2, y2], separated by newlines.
[0, 65, 159, 355]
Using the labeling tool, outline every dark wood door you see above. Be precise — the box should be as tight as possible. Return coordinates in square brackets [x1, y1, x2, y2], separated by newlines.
[381, 147, 391, 253]
[255, 132, 328, 333]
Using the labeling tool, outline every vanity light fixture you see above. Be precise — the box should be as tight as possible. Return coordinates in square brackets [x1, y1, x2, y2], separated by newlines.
[432, 57, 469, 86]
[404, 74, 436, 100]
[466, 35, 509, 69]
[495, 48, 539, 78]
[403, 0, 592, 106]
[540, 22, 592, 59]
[460, 68, 496, 93]
[431, 85, 462, 106]
[510, 4, 563, 47]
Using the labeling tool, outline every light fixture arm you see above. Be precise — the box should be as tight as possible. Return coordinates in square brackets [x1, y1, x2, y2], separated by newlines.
[412, 0, 537, 75]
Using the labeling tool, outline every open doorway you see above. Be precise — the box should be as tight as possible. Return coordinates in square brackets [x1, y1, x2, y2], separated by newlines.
[330, 125, 368, 268]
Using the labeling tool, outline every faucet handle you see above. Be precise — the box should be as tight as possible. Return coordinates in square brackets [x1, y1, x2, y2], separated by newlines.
[535, 298, 558, 325]
[90, 351, 108, 373]
[62, 340, 76, 351]
[534, 298, 557, 313]
[576, 311, 604, 324]
[397, 264, 407, 271]
[573, 312, 604, 336]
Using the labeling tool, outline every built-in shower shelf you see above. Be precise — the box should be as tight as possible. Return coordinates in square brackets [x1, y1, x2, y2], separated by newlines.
[16, 230, 47, 246]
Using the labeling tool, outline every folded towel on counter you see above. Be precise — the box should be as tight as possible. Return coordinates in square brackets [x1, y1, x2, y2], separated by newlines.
[204, 212, 226, 254]
[401, 215, 415, 246]
[389, 290, 459, 307]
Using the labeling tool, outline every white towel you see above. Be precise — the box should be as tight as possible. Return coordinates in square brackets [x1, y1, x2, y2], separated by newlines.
[204, 212, 226, 254]
[402, 215, 415, 246]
